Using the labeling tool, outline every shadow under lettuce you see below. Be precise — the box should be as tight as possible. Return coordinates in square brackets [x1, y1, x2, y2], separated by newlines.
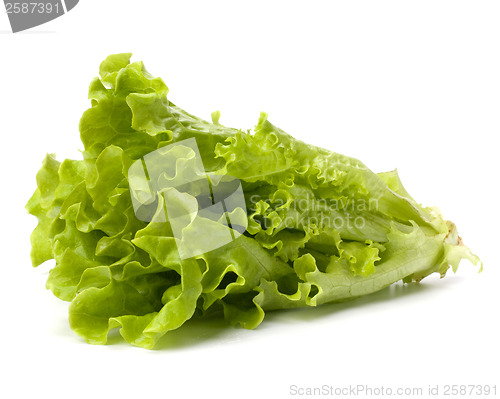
[134, 276, 465, 351]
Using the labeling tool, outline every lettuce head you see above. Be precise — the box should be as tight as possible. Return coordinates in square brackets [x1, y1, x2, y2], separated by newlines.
[26, 53, 481, 349]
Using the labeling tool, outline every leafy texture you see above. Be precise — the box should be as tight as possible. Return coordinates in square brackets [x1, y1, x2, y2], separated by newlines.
[26, 54, 481, 349]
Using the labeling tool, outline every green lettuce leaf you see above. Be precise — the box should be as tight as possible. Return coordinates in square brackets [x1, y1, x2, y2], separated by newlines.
[26, 53, 481, 349]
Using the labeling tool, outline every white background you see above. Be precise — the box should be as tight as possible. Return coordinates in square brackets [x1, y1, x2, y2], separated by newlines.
[0, 1, 498, 398]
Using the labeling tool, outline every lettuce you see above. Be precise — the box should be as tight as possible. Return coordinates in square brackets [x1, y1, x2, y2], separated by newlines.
[26, 53, 481, 349]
